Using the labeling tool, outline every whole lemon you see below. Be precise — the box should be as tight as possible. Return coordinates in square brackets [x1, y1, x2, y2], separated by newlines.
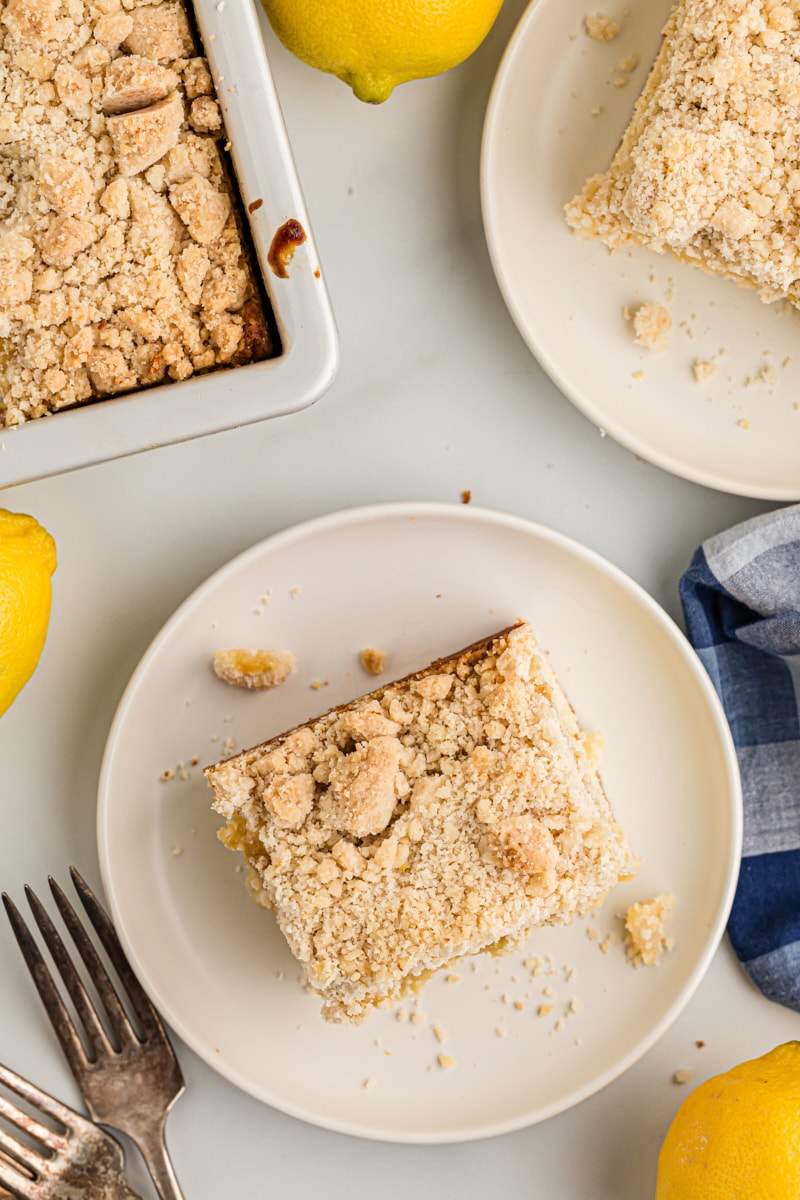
[0, 509, 57, 718]
[260, 0, 505, 103]
[655, 1041, 800, 1199]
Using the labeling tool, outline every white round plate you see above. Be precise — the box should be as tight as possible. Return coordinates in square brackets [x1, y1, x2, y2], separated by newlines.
[98, 503, 741, 1143]
[481, 0, 800, 500]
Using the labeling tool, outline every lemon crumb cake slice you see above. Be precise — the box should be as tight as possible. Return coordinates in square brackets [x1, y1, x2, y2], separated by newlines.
[566, 0, 800, 303]
[204, 621, 637, 1023]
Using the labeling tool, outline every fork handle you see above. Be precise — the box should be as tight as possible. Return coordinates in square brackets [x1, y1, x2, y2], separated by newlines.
[133, 1123, 185, 1200]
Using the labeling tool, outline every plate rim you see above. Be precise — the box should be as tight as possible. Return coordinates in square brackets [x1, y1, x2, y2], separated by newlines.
[97, 501, 743, 1142]
[480, 0, 800, 502]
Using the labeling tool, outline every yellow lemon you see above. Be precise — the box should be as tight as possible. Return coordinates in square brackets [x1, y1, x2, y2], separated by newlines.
[0, 508, 57, 718]
[655, 1041, 800, 1199]
[260, 0, 505, 103]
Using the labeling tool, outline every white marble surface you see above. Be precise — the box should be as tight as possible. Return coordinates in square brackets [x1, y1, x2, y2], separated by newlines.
[1, 3, 799, 1197]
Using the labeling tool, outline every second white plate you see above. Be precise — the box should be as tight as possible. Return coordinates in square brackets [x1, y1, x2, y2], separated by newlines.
[482, 0, 800, 499]
[98, 503, 741, 1142]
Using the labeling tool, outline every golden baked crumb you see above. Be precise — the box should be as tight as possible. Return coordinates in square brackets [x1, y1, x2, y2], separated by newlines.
[567, 0, 800, 309]
[632, 303, 672, 353]
[585, 12, 620, 40]
[746, 360, 780, 386]
[692, 358, 719, 383]
[0, 0, 272, 427]
[204, 621, 639, 1023]
[360, 646, 387, 676]
[624, 893, 676, 966]
[213, 649, 297, 691]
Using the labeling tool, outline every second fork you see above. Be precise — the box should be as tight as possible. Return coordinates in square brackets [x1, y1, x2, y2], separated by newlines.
[2, 869, 186, 1200]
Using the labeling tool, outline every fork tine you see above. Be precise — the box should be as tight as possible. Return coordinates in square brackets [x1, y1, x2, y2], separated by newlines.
[1, 894, 90, 1080]
[21, 887, 119, 1059]
[47, 878, 138, 1048]
[0, 1151, 36, 1200]
[0, 1064, 72, 1133]
[69, 869, 164, 1038]
[0, 1092, 64, 1162]
[0, 1106, 45, 1180]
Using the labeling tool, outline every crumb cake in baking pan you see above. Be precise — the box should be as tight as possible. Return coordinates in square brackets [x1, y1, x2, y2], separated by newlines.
[566, 0, 800, 305]
[204, 621, 638, 1023]
[0, 0, 274, 428]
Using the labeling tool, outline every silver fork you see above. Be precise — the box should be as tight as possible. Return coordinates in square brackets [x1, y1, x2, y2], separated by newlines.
[0, 1060, 142, 1199]
[2, 869, 185, 1200]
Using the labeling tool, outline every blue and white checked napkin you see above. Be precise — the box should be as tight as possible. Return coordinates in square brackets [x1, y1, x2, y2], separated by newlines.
[679, 503, 800, 1012]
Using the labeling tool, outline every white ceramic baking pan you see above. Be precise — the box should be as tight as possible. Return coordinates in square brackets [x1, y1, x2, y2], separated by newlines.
[0, 0, 338, 490]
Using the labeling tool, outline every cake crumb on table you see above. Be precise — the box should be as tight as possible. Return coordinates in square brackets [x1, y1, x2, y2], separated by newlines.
[673, 1068, 694, 1085]
[632, 303, 671, 353]
[360, 647, 387, 676]
[437, 1054, 456, 1070]
[585, 13, 620, 40]
[624, 894, 676, 966]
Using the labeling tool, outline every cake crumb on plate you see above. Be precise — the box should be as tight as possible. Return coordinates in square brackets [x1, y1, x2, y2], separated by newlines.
[692, 359, 719, 384]
[585, 13, 620, 40]
[624, 894, 676, 966]
[213, 649, 297, 690]
[632, 303, 671, 353]
[360, 647, 387, 675]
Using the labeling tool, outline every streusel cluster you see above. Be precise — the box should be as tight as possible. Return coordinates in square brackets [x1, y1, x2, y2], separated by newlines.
[0, 0, 272, 427]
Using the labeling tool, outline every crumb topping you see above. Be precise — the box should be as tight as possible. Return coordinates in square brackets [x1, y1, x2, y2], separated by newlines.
[566, 0, 800, 305]
[0, 0, 272, 427]
[205, 622, 638, 1023]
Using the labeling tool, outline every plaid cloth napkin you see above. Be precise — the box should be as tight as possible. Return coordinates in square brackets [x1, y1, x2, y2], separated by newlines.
[679, 503, 800, 1012]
